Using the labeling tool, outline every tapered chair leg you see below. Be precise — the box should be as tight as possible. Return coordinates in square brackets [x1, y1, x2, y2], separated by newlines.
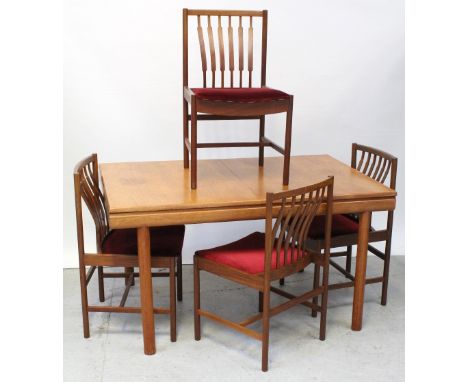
[282, 97, 293, 186]
[183, 99, 189, 168]
[381, 250, 391, 306]
[177, 255, 183, 301]
[312, 263, 320, 317]
[319, 265, 330, 341]
[345, 246, 352, 273]
[170, 259, 177, 342]
[98, 266, 105, 302]
[190, 96, 198, 189]
[79, 263, 90, 338]
[194, 257, 201, 340]
[261, 287, 271, 372]
[259, 116, 265, 166]
[381, 211, 394, 306]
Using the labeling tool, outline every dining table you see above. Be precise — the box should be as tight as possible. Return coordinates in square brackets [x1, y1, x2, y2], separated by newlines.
[100, 154, 397, 355]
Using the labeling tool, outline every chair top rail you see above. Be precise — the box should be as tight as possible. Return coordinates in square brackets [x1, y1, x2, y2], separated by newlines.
[186, 9, 264, 17]
[73, 153, 96, 175]
[267, 177, 334, 203]
[353, 143, 397, 162]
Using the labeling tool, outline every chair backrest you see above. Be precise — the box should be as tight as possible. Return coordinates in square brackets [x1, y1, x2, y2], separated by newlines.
[73, 154, 109, 254]
[264, 177, 334, 279]
[351, 143, 398, 190]
[183, 9, 268, 89]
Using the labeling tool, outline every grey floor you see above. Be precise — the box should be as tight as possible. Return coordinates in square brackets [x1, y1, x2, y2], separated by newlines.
[64, 257, 404, 382]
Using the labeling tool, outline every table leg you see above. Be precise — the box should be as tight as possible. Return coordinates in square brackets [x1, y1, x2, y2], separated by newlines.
[352, 211, 370, 331]
[137, 226, 156, 355]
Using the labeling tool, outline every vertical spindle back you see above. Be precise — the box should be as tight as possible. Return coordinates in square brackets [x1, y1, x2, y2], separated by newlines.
[183, 9, 268, 89]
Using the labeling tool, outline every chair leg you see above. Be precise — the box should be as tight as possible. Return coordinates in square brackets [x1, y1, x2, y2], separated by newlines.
[312, 263, 320, 317]
[345, 245, 352, 273]
[381, 239, 393, 306]
[194, 257, 201, 340]
[258, 291, 263, 313]
[183, 99, 189, 168]
[169, 259, 177, 342]
[177, 255, 183, 302]
[282, 96, 293, 186]
[259, 116, 265, 166]
[319, 263, 330, 341]
[381, 212, 394, 306]
[190, 96, 197, 189]
[98, 266, 105, 302]
[79, 264, 90, 338]
[125, 267, 135, 286]
[261, 287, 271, 372]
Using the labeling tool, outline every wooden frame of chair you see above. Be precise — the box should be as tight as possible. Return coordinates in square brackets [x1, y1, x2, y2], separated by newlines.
[305, 143, 397, 307]
[182, 9, 294, 189]
[74, 154, 178, 343]
[193, 177, 334, 371]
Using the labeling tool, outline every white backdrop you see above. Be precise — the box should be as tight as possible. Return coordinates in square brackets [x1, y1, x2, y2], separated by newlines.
[63, 0, 404, 268]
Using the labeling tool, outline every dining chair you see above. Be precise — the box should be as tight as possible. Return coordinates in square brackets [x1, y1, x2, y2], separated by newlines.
[193, 178, 334, 371]
[183, 9, 294, 189]
[280, 144, 397, 307]
[73, 154, 185, 341]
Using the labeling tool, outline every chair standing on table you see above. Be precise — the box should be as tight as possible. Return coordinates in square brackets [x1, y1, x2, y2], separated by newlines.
[73, 154, 185, 342]
[193, 178, 334, 371]
[183, 9, 294, 189]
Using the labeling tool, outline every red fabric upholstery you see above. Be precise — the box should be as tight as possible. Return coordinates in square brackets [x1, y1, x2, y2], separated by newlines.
[308, 215, 359, 239]
[196, 232, 299, 275]
[101, 226, 185, 256]
[191, 87, 289, 103]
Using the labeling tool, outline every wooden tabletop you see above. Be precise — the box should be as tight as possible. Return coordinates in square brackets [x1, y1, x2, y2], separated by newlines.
[101, 155, 396, 228]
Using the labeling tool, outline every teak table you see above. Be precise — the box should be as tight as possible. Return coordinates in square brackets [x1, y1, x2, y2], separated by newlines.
[100, 155, 397, 355]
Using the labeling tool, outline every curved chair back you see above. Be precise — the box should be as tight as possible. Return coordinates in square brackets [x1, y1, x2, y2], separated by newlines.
[264, 177, 334, 280]
[351, 143, 398, 190]
[73, 154, 109, 253]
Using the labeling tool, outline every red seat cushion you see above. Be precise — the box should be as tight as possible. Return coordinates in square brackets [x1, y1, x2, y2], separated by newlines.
[191, 87, 290, 103]
[101, 226, 185, 256]
[308, 214, 359, 239]
[196, 232, 299, 275]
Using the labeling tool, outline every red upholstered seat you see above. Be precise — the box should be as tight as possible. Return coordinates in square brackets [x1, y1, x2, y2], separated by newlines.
[196, 232, 301, 275]
[308, 214, 360, 239]
[191, 87, 290, 103]
[101, 226, 185, 256]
